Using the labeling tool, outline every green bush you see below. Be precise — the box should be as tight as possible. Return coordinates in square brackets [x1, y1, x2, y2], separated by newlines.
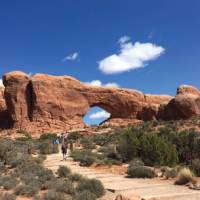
[127, 166, 156, 178]
[39, 133, 58, 140]
[0, 176, 18, 190]
[54, 179, 74, 194]
[69, 173, 83, 182]
[117, 129, 140, 162]
[0, 193, 16, 200]
[14, 183, 40, 197]
[39, 139, 59, 154]
[73, 190, 97, 200]
[81, 137, 95, 149]
[71, 150, 95, 166]
[57, 165, 71, 177]
[67, 132, 82, 142]
[191, 159, 200, 176]
[76, 178, 105, 198]
[139, 133, 178, 166]
[117, 128, 179, 166]
[175, 168, 194, 185]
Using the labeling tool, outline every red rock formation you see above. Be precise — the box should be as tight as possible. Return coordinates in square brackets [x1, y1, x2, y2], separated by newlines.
[0, 85, 11, 128]
[3, 71, 30, 128]
[158, 85, 200, 120]
[0, 71, 200, 135]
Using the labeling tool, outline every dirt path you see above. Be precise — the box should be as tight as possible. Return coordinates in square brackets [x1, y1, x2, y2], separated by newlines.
[44, 152, 200, 200]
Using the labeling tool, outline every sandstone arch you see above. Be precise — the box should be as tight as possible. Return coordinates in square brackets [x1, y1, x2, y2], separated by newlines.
[1, 71, 200, 135]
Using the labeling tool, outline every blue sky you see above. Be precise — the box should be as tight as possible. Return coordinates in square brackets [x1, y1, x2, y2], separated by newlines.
[0, 0, 200, 124]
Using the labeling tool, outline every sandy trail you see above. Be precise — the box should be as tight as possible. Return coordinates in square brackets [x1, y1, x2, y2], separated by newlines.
[44, 152, 200, 200]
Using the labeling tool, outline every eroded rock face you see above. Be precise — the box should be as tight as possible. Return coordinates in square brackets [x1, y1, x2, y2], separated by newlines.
[0, 85, 11, 128]
[3, 71, 31, 128]
[0, 71, 200, 134]
[158, 85, 200, 120]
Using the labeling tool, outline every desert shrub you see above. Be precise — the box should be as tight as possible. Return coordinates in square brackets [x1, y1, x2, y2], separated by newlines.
[39, 139, 59, 154]
[101, 158, 122, 166]
[175, 168, 194, 185]
[69, 173, 83, 182]
[0, 139, 14, 165]
[105, 145, 121, 161]
[80, 137, 95, 149]
[191, 159, 200, 176]
[71, 150, 95, 166]
[127, 166, 156, 178]
[129, 158, 144, 167]
[0, 176, 18, 190]
[54, 179, 74, 194]
[14, 183, 40, 197]
[33, 154, 47, 164]
[39, 133, 57, 140]
[139, 133, 178, 166]
[76, 178, 105, 198]
[0, 193, 16, 200]
[163, 168, 178, 179]
[117, 129, 179, 166]
[117, 129, 140, 162]
[93, 134, 112, 146]
[159, 129, 200, 164]
[38, 169, 55, 184]
[0, 162, 6, 174]
[57, 165, 71, 177]
[67, 132, 82, 142]
[38, 191, 66, 200]
[73, 190, 97, 200]
[8, 153, 25, 168]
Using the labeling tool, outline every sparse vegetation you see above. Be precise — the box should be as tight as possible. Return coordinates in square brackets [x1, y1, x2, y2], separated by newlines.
[0, 134, 105, 200]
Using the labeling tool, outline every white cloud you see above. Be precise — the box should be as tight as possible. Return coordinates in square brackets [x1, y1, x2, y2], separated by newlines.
[62, 52, 79, 61]
[0, 79, 3, 87]
[85, 80, 119, 88]
[99, 36, 165, 74]
[104, 83, 119, 88]
[89, 110, 111, 120]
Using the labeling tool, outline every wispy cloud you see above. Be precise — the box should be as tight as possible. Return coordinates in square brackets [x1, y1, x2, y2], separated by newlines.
[89, 110, 110, 120]
[85, 80, 119, 88]
[118, 35, 130, 45]
[62, 52, 79, 61]
[99, 36, 165, 74]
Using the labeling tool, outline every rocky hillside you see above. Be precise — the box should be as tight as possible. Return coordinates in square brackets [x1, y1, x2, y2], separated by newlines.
[0, 71, 200, 135]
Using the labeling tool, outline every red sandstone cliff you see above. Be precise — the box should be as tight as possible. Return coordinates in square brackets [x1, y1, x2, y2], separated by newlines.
[0, 71, 199, 134]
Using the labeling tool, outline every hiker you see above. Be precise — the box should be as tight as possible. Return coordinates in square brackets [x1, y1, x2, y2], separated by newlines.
[60, 132, 69, 160]
[61, 143, 67, 161]
[53, 138, 60, 145]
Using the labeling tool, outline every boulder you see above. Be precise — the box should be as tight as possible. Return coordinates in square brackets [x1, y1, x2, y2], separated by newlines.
[159, 85, 200, 120]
